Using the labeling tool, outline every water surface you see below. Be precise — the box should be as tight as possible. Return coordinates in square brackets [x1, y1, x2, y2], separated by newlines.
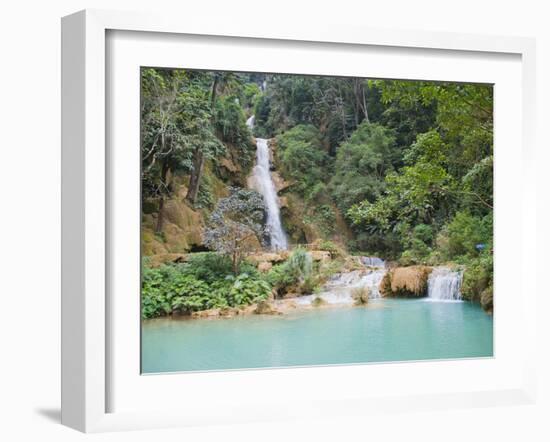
[141, 299, 493, 374]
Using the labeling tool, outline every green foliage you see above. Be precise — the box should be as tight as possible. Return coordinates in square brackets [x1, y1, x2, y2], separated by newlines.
[141, 264, 211, 318]
[141, 68, 225, 201]
[317, 240, 344, 258]
[214, 94, 255, 168]
[141, 257, 272, 318]
[141, 69, 494, 314]
[253, 94, 273, 138]
[437, 211, 492, 260]
[330, 122, 396, 216]
[461, 251, 493, 304]
[240, 82, 262, 110]
[276, 125, 328, 196]
[183, 252, 234, 283]
[397, 224, 434, 264]
[195, 173, 215, 209]
[228, 273, 271, 306]
[266, 248, 315, 296]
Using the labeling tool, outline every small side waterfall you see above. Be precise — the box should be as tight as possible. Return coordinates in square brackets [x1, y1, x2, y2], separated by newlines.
[360, 256, 385, 268]
[295, 268, 387, 306]
[427, 267, 463, 301]
[246, 115, 255, 129]
[247, 115, 288, 250]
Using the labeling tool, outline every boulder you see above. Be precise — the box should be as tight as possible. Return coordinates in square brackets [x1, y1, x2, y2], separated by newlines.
[270, 170, 292, 192]
[247, 252, 286, 264]
[258, 261, 273, 272]
[191, 308, 220, 318]
[253, 301, 281, 315]
[147, 253, 188, 268]
[310, 250, 331, 262]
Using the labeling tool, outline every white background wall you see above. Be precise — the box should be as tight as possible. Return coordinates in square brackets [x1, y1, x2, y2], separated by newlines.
[0, 1, 548, 440]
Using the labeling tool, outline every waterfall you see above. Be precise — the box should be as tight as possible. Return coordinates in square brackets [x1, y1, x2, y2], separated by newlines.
[427, 267, 463, 301]
[253, 138, 288, 250]
[246, 114, 288, 250]
[295, 268, 387, 306]
[360, 256, 385, 268]
[246, 115, 255, 129]
[361, 269, 386, 299]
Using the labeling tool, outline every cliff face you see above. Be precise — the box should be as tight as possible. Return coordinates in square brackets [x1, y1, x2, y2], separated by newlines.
[141, 179, 206, 256]
[141, 153, 238, 257]
[142, 137, 352, 261]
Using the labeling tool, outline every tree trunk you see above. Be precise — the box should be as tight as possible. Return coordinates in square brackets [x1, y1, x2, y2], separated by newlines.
[210, 76, 219, 111]
[186, 75, 219, 206]
[155, 160, 169, 233]
[232, 251, 239, 275]
[341, 105, 347, 139]
[155, 197, 165, 233]
[353, 79, 360, 127]
[362, 82, 370, 123]
[186, 149, 204, 206]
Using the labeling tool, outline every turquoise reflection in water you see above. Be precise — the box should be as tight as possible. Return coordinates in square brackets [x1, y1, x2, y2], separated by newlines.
[141, 299, 493, 374]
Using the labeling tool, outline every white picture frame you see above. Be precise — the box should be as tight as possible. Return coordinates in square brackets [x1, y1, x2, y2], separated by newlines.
[61, 9, 537, 433]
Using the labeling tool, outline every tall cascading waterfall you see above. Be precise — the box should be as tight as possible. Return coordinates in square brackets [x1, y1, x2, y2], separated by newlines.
[247, 115, 288, 250]
[427, 267, 463, 301]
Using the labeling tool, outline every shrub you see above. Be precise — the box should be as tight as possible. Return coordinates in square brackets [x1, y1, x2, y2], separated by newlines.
[184, 252, 233, 283]
[276, 125, 328, 196]
[141, 259, 273, 318]
[412, 224, 434, 245]
[438, 211, 492, 260]
[351, 286, 370, 305]
[317, 240, 344, 259]
[311, 296, 325, 307]
[142, 265, 212, 318]
[228, 273, 271, 306]
[266, 248, 315, 296]
[307, 182, 329, 204]
[461, 251, 493, 303]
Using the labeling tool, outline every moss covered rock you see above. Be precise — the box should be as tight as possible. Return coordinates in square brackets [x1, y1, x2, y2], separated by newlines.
[381, 266, 432, 297]
[480, 286, 493, 313]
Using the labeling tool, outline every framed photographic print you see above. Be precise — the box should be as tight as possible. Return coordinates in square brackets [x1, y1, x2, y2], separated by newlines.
[61, 9, 537, 432]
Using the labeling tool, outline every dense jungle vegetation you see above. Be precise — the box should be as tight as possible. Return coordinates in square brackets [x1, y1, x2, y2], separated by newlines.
[140, 68, 493, 318]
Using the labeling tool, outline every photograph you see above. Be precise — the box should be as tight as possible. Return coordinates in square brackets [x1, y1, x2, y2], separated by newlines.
[139, 68, 494, 374]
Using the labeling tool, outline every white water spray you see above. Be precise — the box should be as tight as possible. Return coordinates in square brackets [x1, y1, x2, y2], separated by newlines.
[360, 256, 386, 268]
[295, 268, 387, 306]
[247, 115, 288, 250]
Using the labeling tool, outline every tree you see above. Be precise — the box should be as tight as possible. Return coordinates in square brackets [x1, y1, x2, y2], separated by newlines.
[141, 68, 224, 231]
[275, 124, 328, 196]
[203, 188, 267, 273]
[186, 72, 241, 206]
[329, 122, 396, 216]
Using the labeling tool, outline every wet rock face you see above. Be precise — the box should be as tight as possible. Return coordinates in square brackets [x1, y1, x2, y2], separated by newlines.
[247, 252, 288, 264]
[381, 266, 433, 297]
[480, 286, 493, 313]
[146, 253, 188, 268]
